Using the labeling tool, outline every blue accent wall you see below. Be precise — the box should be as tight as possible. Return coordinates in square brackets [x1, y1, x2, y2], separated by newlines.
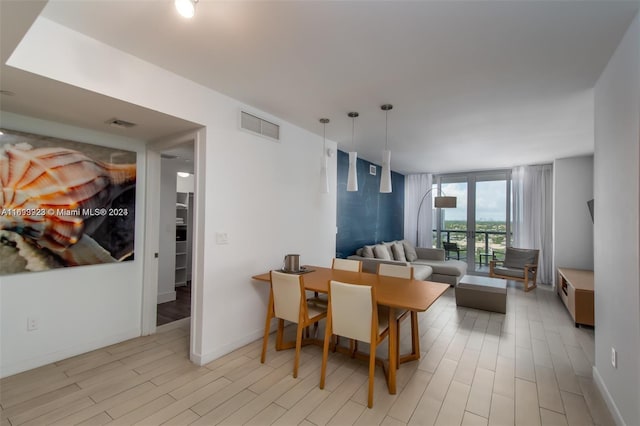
[336, 150, 404, 258]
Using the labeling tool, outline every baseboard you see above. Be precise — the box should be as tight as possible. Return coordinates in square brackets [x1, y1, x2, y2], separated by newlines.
[191, 323, 277, 366]
[0, 327, 140, 378]
[157, 290, 176, 304]
[593, 366, 626, 426]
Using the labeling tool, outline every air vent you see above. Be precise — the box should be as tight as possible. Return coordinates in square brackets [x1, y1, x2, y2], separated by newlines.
[106, 118, 137, 129]
[240, 111, 280, 141]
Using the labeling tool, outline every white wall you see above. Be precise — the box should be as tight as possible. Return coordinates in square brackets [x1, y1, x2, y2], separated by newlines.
[0, 112, 147, 377]
[552, 155, 594, 283]
[157, 159, 179, 304]
[593, 13, 639, 426]
[3, 16, 337, 372]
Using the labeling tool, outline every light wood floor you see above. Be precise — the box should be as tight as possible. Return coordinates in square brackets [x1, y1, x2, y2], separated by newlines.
[0, 284, 615, 426]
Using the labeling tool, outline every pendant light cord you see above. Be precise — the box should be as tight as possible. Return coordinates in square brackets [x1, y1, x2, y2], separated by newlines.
[351, 116, 355, 150]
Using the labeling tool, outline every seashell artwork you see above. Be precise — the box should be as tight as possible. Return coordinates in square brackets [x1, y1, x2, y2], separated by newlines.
[0, 128, 137, 275]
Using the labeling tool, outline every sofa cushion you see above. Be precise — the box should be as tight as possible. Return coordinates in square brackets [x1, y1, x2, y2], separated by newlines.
[402, 240, 418, 262]
[391, 242, 406, 261]
[413, 265, 433, 281]
[373, 244, 391, 260]
[361, 245, 375, 258]
[413, 259, 466, 277]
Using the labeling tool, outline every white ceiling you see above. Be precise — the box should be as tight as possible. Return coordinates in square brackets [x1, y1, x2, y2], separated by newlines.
[2, 1, 639, 174]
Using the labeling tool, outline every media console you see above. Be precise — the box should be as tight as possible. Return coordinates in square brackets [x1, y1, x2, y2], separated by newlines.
[557, 267, 594, 327]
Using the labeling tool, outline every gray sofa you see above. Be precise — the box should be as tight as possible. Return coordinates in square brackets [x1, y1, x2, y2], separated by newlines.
[347, 241, 467, 286]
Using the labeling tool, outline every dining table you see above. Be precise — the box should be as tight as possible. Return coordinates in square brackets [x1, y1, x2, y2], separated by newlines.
[251, 265, 450, 394]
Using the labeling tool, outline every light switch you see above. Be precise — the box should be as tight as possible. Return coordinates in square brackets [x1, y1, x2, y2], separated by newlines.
[215, 232, 228, 245]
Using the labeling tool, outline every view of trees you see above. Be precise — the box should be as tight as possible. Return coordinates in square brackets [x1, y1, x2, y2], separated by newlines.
[433, 220, 511, 261]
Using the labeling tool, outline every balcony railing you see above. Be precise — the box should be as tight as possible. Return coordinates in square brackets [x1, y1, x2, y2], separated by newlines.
[432, 229, 511, 263]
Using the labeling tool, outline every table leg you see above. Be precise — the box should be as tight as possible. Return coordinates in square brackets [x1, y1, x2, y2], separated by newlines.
[388, 307, 397, 394]
[411, 311, 420, 357]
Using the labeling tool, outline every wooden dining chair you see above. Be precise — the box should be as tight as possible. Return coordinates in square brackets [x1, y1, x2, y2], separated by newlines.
[261, 270, 327, 378]
[376, 263, 414, 368]
[320, 280, 390, 408]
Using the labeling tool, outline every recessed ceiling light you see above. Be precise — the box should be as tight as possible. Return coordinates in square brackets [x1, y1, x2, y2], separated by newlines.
[175, 0, 197, 18]
[177, 172, 190, 178]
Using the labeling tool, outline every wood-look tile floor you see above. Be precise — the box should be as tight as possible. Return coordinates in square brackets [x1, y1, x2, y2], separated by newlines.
[0, 283, 615, 426]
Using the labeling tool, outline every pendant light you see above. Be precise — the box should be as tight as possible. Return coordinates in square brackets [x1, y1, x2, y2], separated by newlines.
[319, 118, 330, 194]
[175, 0, 198, 18]
[347, 112, 359, 192]
[380, 104, 393, 193]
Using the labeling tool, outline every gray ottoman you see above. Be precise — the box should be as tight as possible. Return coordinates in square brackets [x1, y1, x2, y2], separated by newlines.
[456, 275, 507, 314]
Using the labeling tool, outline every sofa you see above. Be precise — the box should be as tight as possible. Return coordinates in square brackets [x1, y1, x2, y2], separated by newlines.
[347, 240, 467, 286]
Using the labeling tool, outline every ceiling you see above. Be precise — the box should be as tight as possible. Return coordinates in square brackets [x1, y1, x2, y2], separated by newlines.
[2, 1, 639, 174]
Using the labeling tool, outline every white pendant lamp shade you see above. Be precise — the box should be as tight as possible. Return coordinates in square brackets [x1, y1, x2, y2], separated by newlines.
[380, 150, 392, 193]
[346, 112, 359, 192]
[320, 156, 329, 194]
[319, 118, 330, 194]
[347, 152, 358, 191]
[175, 0, 197, 18]
[380, 104, 393, 193]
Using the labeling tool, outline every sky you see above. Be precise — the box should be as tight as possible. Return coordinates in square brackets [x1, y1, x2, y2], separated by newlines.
[437, 180, 507, 222]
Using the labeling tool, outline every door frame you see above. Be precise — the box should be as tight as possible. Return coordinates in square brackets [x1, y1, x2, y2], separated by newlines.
[141, 127, 207, 364]
[434, 170, 512, 273]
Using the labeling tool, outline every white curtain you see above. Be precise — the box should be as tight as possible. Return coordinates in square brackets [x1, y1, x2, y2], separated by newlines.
[512, 164, 553, 285]
[404, 174, 433, 248]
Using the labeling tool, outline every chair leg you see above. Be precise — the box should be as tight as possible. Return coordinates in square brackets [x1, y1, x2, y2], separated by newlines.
[261, 294, 274, 363]
[367, 340, 376, 408]
[276, 319, 285, 350]
[293, 322, 304, 378]
[320, 316, 332, 389]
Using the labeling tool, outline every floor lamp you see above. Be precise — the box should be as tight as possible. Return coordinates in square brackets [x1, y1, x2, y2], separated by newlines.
[416, 189, 457, 247]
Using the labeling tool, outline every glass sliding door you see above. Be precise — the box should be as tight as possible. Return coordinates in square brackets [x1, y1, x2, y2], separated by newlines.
[435, 177, 469, 259]
[435, 170, 511, 274]
[473, 173, 510, 272]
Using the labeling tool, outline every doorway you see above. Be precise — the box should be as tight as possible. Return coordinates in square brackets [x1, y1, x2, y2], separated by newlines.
[156, 141, 195, 327]
[435, 171, 511, 274]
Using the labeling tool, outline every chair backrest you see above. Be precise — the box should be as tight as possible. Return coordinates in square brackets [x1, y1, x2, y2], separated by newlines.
[329, 281, 375, 343]
[332, 258, 362, 272]
[377, 263, 414, 280]
[270, 271, 304, 323]
[503, 247, 539, 269]
[442, 242, 458, 251]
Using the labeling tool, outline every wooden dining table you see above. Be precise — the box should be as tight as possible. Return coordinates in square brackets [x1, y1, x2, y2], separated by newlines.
[252, 265, 450, 394]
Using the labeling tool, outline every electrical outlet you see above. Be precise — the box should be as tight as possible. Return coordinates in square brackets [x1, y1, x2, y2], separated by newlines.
[27, 317, 39, 331]
[611, 347, 617, 368]
[215, 232, 228, 245]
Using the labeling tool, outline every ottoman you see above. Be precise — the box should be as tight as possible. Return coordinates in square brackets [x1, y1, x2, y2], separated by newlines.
[455, 275, 507, 314]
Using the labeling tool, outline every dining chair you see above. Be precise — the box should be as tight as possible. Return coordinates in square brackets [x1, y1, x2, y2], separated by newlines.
[320, 280, 389, 408]
[376, 263, 414, 368]
[309, 258, 363, 309]
[332, 258, 363, 272]
[261, 270, 327, 378]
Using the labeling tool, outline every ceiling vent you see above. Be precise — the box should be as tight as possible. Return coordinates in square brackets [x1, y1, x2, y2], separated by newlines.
[106, 118, 137, 129]
[240, 111, 280, 141]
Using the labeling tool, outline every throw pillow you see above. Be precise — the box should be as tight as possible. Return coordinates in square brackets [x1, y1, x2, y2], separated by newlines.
[402, 240, 418, 262]
[361, 245, 375, 258]
[373, 244, 391, 260]
[392, 242, 407, 261]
